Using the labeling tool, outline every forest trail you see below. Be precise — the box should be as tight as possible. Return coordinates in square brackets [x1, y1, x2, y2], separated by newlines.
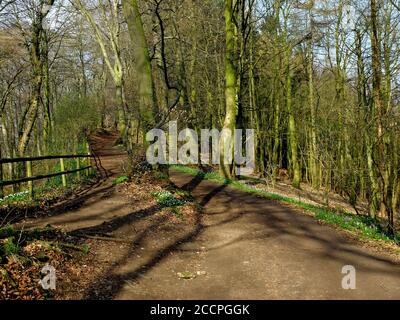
[22, 131, 400, 300]
[22, 131, 130, 231]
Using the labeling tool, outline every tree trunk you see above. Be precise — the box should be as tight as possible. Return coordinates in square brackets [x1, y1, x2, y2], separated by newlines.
[371, 0, 390, 227]
[42, 28, 52, 153]
[122, 0, 157, 136]
[18, 22, 42, 157]
[220, 0, 238, 179]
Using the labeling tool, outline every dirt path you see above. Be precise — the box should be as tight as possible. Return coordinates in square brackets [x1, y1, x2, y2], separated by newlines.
[22, 132, 400, 300]
[22, 131, 130, 231]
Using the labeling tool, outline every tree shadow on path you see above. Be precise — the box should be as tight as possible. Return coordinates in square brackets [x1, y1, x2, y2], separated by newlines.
[78, 172, 228, 299]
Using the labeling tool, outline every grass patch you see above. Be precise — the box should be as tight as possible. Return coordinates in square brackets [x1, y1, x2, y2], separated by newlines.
[0, 167, 98, 208]
[170, 165, 400, 245]
[151, 191, 186, 208]
[1, 237, 19, 256]
[0, 191, 30, 205]
[112, 175, 130, 185]
[0, 225, 14, 239]
[1, 226, 91, 265]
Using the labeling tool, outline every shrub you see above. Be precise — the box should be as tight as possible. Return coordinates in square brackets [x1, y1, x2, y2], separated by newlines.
[151, 191, 186, 207]
[112, 175, 130, 185]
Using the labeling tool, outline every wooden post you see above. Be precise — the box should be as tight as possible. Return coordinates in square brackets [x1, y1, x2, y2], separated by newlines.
[26, 161, 33, 199]
[60, 158, 67, 188]
[0, 162, 4, 199]
[76, 158, 81, 181]
[87, 158, 92, 176]
[11, 163, 16, 194]
[86, 141, 92, 176]
[0, 146, 3, 198]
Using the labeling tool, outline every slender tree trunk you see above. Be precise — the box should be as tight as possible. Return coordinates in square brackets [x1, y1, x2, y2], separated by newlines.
[272, 0, 281, 183]
[371, 0, 390, 227]
[18, 0, 55, 157]
[356, 29, 379, 217]
[286, 55, 300, 189]
[42, 29, 51, 153]
[18, 24, 42, 157]
[308, 17, 318, 187]
[284, 9, 300, 189]
[123, 0, 156, 137]
[220, 0, 239, 179]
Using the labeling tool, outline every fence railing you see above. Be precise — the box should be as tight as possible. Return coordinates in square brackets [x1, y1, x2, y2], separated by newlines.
[0, 154, 96, 199]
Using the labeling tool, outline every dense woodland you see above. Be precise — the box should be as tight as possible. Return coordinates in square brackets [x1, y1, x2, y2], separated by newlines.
[0, 0, 399, 234]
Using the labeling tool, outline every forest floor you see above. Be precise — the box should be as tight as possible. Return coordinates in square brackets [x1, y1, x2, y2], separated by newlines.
[17, 130, 400, 299]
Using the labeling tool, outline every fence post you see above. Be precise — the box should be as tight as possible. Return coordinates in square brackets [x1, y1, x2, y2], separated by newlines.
[86, 142, 92, 176]
[76, 157, 81, 181]
[26, 161, 33, 200]
[0, 162, 4, 199]
[60, 158, 67, 188]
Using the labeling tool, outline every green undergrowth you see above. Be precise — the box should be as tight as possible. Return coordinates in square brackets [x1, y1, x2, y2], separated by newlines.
[170, 165, 400, 245]
[112, 175, 130, 185]
[150, 183, 196, 220]
[0, 224, 90, 264]
[151, 191, 186, 208]
[0, 169, 98, 207]
[0, 170, 99, 228]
